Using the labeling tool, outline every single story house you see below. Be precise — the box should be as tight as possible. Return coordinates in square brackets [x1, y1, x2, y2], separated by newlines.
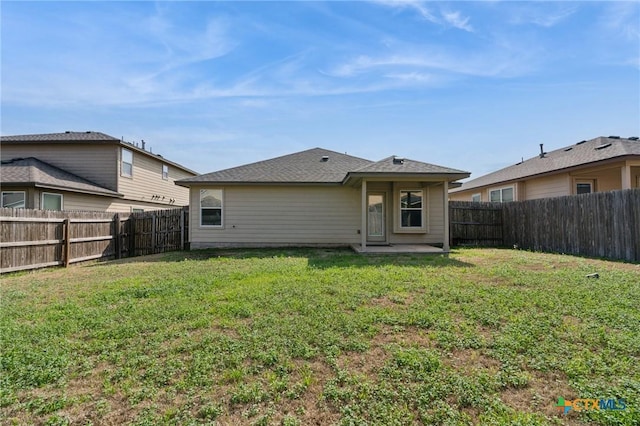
[176, 148, 469, 253]
[1, 131, 197, 212]
[449, 136, 640, 202]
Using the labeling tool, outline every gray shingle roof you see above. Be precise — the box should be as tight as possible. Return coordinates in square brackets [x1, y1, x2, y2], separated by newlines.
[1, 157, 122, 197]
[178, 148, 373, 184]
[451, 136, 640, 193]
[177, 148, 470, 186]
[0, 131, 119, 142]
[351, 156, 468, 175]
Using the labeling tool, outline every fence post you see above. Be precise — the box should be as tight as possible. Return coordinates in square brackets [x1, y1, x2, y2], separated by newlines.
[64, 217, 71, 267]
[114, 213, 121, 259]
[180, 208, 185, 251]
[151, 213, 157, 254]
[129, 215, 136, 258]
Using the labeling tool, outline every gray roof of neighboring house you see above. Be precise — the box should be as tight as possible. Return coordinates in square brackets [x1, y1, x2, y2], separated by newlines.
[177, 147, 470, 186]
[1, 131, 198, 175]
[0, 131, 119, 142]
[0, 157, 122, 197]
[451, 136, 640, 193]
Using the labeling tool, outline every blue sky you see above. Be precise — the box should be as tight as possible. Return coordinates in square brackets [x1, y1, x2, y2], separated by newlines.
[2, 1, 639, 177]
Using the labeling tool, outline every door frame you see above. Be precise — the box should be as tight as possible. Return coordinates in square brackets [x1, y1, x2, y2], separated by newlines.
[366, 191, 387, 244]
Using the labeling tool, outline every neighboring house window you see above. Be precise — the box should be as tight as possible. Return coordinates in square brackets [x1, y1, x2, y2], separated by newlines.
[162, 164, 169, 180]
[2, 191, 26, 208]
[132, 208, 144, 213]
[576, 180, 594, 194]
[490, 187, 514, 202]
[121, 148, 133, 177]
[471, 193, 481, 202]
[201, 189, 223, 227]
[399, 190, 423, 228]
[42, 193, 63, 211]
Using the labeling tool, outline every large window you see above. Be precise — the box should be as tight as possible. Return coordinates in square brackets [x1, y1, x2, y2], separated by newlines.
[471, 193, 481, 202]
[42, 192, 63, 211]
[489, 187, 514, 202]
[200, 189, 223, 227]
[162, 164, 169, 180]
[2, 191, 26, 208]
[121, 148, 133, 177]
[400, 190, 423, 228]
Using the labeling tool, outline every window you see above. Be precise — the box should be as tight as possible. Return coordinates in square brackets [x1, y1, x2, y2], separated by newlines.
[2, 191, 26, 208]
[400, 190, 423, 228]
[162, 164, 169, 180]
[200, 189, 223, 227]
[42, 193, 63, 211]
[576, 180, 594, 195]
[132, 208, 144, 213]
[121, 148, 133, 177]
[489, 187, 514, 202]
[471, 193, 481, 202]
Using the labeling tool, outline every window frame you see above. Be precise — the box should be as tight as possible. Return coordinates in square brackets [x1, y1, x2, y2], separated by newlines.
[395, 188, 427, 233]
[575, 179, 595, 195]
[200, 188, 224, 228]
[471, 193, 481, 202]
[1, 191, 26, 208]
[41, 192, 63, 211]
[162, 164, 169, 180]
[121, 148, 133, 178]
[489, 186, 514, 202]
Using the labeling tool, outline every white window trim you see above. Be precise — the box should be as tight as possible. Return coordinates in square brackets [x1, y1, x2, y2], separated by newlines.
[471, 193, 481, 202]
[200, 188, 224, 228]
[1, 191, 26, 208]
[489, 186, 515, 202]
[121, 148, 133, 178]
[41, 192, 63, 211]
[162, 164, 169, 180]
[394, 188, 428, 234]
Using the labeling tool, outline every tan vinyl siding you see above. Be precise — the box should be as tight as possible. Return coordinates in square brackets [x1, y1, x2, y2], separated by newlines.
[525, 175, 570, 199]
[190, 185, 362, 248]
[389, 184, 444, 245]
[118, 151, 193, 206]
[1, 144, 118, 190]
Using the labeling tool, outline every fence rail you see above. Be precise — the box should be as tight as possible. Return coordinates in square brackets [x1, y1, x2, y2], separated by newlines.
[450, 189, 640, 262]
[1, 207, 188, 273]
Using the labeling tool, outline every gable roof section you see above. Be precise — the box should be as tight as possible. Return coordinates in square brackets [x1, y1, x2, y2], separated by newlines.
[1, 157, 122, 197]
[451, 136, 640, 193]
[1, 131, 198, 175]
[177, 148, 470, 186]
[177, 148, 373, 185]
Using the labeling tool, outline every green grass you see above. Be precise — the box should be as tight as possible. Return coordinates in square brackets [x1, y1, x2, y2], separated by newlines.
[1, 248, 638, 425]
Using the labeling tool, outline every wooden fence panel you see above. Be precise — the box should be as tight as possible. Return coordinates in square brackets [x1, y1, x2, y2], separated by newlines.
[449, 201, 503, 246]
[456, 188, 639, 262]
[1, 207, 188, 273]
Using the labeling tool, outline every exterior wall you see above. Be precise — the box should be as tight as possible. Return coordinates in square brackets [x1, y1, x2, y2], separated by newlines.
[571, 165, 621, 193]
[117, 148, 193, 207]
[190, 185, 362, 248]
[1, 143, 118, 190]
[524, 174, 570, 200]
[189, 182, 447, 248]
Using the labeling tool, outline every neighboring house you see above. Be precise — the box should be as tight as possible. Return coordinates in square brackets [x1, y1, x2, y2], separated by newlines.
[1, 131, 197, 212]
[449, 136, 640, 202]
[176, 148, 469, 252]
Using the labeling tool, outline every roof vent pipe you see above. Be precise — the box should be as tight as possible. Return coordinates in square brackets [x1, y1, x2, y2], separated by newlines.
[539, 144, 545, 158]
[141, 140, 146, 150]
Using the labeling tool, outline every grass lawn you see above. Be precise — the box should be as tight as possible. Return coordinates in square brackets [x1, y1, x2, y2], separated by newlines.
[1, 248, 639, 425]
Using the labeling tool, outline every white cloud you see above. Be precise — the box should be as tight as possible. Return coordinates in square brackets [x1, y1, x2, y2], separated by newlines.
[507, 4, 577, 27]
[442, 10, 473, 32]
[370, 0, 473, 32]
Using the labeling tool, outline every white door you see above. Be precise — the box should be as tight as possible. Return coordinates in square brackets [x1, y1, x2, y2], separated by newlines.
[367, 193, 386, 243]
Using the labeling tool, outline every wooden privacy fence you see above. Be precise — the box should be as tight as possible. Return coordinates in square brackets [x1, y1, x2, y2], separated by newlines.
[450, 189, 640, 262]
[1, 207, 189, 273]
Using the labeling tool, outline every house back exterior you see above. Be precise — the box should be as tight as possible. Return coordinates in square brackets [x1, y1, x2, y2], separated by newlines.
[1, 131, 197, 212]
[176, 148, 469, 252]
[449, 136, 640, 202]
